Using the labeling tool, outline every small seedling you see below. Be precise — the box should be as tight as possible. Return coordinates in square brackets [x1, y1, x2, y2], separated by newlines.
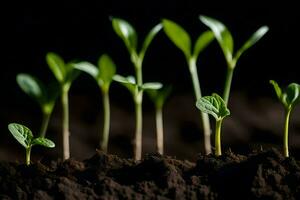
[73, 54, 116, 152]
[8, 123, 55, 165]
[162, 19, 214, 154]
[46, 52, 80, 160]
[16, 74, 59, 137]
[200, 15, 269, 105]
[113, 74, 162, 160]
[147, 86, 172, 155]
[270, 80, 300, 157]
[112, 17, 162, 160]
[196, 93, 230, 156]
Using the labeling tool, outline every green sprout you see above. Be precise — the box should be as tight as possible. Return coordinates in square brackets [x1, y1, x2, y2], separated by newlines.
[147, 86, 172, 155]
[16, 74, 59, 137]
[162, 19, 214, 154]
[199, 15, 269, 105]
[196, 93, 230, 156]
[46, 52, 80, 160]
[73, 54, 116, 152]
[270, 80, 300, 157]
[113, 75, 162, 160]
[112, 18, 162, 160]
[8, 123, 55, 165]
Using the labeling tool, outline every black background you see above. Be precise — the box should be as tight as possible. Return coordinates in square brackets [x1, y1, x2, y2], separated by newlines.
[1, 0, 300, 160]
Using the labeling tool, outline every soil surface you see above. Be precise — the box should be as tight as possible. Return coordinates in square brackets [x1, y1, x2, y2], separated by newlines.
[1, 148, 300, 200]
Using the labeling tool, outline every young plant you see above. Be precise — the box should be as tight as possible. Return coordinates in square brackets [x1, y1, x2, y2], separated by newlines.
[199, 15, 269, 105]
[162, 19, 214, 154]
[46, 52, 80, 160]
[113, 75, 162, 160]
[112, 18, 162, 160]
[147, 86, 172, 155]
[73, 54, 116, 152]
[270, 80, 300, 157]
[16, 74, 59, 137]
[8, 123, 55, 165]
[196, 93, 230, 156]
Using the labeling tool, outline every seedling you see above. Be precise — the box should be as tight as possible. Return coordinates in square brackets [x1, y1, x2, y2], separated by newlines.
[200, 15, 269, 105]
[162, 19, 214, 154]
[8, 123, 55, 165]
[73, 54, 116, 152]
[16, 74, 59, 137]
[112, 18, 162, 160]
[113, 74, 162, 160]
[196, 93, 230, 156]
[270, 80, 300, 157]
[147, 86, 172, 155]
[46, 52, 80, 160]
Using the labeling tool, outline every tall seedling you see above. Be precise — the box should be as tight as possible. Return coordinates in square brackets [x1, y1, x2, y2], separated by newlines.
[112, 18, 162, 160]
[46, 52, 79, 160]
[16, 74, 59, 137]
[162, 19, 214, 154]
[200, 15, 269, 105]
[73, 54, 116, 152]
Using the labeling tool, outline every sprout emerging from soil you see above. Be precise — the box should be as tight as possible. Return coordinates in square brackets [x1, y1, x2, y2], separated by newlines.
[112, 18, 162, 160]
[8, 123, 55, 165]
[16, 74, 59, 138]
[46, 52, 80, 160]
[73, 54, 116, 152]
[196, 93, 230, 156]
[200, 15, 269, 105]
[147, 86, 172, 155]
[113, 75, 162, 160]
[270, 80, 300, 157]
[162, 19, 214, 154]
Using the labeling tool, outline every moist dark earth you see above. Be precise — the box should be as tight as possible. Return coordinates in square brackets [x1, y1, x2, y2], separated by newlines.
[0, 148, 300, 200]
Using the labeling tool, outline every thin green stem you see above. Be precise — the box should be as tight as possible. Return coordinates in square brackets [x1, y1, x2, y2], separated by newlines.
[39, 111, 51, 138]
[100, 90, 110, 152]
[189, 58, 211, 154]
[155, 107, 164, 155]
[62, 89, 70, 160]
[223, 67, 234, 105]
[284, 108, 291, 157]
[26, 147, 31, 166]
[215, 119, 222, 156]
[134, 97, 143, 160]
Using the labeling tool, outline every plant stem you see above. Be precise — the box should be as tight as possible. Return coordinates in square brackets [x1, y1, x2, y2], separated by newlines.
[223, 67, 234, 105]
[62, 89, 70, 160]
[100, 90, 110, 152]
[189, 58, 211, 154]
[26, 147, 31, 166]
[215, 119, 222, 156]
[40, 111, 51, 138]
[155, 107, 164, 155]
[284, 108, 291, 157]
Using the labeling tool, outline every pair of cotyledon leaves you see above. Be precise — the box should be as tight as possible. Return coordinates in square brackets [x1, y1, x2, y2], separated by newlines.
[163, 16, 269, 68]
[270, 80, 300, 110]
[8, 123, 55, 149]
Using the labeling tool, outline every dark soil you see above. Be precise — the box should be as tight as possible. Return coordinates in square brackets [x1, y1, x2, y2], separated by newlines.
[1, 148, 300, 200]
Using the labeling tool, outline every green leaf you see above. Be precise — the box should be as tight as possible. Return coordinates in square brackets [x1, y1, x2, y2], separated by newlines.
[270, 80, 282, 100]
[98, 54, 116, 86]
[162, 19, 191, 59]
[73, 62, 99, 80]
[193, 31, 214, 59]
[112, 18, 138, 53]
[32, 137, 55, 148]
[147, 86, 172, 108]
[234, 26, 269, 63]
[46, 52, 65, 83]
[196, 93, 230, 120]
[113, 74, 136, 94]
[139, 23, 162, 60]
[141, 82, 162, 90]
[200, 15, 234, 64]
[64, 63, 81, 90]
[16, 74, 47, 106]
[8, 123, 33, 148]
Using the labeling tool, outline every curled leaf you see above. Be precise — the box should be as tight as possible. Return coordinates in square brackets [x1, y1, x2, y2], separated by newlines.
[8, 123, 33, 148]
